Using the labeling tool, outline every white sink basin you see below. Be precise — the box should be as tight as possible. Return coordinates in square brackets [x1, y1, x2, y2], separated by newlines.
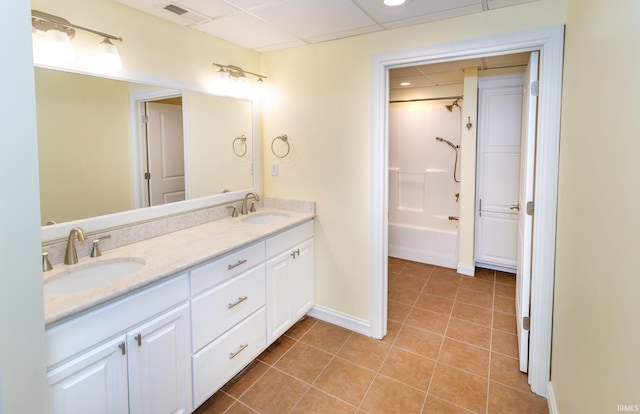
[44, 258, 146, 295]
[242, 212, 290, 224]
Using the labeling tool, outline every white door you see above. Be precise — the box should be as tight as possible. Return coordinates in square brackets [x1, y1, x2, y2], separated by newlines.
[127, 303, 192, 414]
[475, 75, 524, 270]
[146, 102, 185, 206]
[516, 51, 539, 374]
[47, 337, 128, 414]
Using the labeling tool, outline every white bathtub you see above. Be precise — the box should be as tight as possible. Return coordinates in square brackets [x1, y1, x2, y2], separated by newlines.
[389, 222, 459, 269]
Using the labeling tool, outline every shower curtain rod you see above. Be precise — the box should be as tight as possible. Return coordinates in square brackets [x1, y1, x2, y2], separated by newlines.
[389, 95, 463, 104]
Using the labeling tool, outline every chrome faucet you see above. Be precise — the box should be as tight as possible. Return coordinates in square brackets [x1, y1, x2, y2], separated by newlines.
[241, 192, 260, 215]
[64, 227, 87, 265]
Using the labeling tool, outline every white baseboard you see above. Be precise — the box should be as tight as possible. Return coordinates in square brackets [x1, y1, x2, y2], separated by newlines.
[307, 305, 371, 337]
[457, 263, 475, 276]
[547, 382, 558, 414]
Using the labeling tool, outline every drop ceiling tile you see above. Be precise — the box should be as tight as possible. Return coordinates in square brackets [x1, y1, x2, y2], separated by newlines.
[176, 0, 239, 18]
[390, 67, 423, 79]
[224, 0, 286, 10]
[424, 70, 465, 85]
[195, 12, 302, 50]
[356, 0, 481, 24]
[306, 24, 382, 44]
[488, 0, 539, 9]
[483, 52, 530, 68]
[249, 0, 376, 40]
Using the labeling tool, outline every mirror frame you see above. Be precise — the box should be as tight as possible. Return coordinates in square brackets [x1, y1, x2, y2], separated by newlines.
[38, 63, 261, 243]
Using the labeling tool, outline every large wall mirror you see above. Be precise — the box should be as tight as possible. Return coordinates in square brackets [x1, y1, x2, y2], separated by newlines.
[37, 66, 258, 243]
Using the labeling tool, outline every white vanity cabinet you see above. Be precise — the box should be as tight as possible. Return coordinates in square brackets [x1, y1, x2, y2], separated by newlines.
[266, 220, 314, 344]
[45, 217, 315, 413]
[46, 274, 192, 414]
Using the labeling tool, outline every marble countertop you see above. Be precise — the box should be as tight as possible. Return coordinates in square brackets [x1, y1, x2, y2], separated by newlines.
[43, 209, 315, 326]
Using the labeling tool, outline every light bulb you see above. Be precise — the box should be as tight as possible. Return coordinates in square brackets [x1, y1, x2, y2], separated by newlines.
[41, 28, 75, 65]
[92, 38, 122, 71]
[384, 0, 407, 5]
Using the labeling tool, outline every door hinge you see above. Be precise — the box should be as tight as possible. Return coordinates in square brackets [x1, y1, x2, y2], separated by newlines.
[523, 316, 531, 331]
[144, 172, 151, 180]
[531, 80, 539, 97]
[141, 115, 149, 123]
[526, 201, 534, 216]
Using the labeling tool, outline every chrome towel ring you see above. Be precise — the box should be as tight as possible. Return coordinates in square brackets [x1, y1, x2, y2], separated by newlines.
[232, 135, 247, 157]
[271, 134, 290, 158]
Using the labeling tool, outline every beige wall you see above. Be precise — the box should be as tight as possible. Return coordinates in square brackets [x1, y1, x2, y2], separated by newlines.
[1, 0, 48, 412]
[35, 68, 134, 225]
[552, 0, 640, 411]
[261, 0, 566, 320]
[185, 92, 253, 197]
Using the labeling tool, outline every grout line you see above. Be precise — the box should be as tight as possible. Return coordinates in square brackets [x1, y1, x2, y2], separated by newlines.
[485, 268, 497, 414]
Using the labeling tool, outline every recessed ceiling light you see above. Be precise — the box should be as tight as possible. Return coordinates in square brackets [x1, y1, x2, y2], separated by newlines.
[383, 0, 408, 6]
[400, 82, 411, 86]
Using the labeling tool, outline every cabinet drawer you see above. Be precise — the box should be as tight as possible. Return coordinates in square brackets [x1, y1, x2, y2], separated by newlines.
[192, 307, 266, 408]
[266, 220, 313, 259]
[190, 242, 265, 296]
[191, 264, 265, 352]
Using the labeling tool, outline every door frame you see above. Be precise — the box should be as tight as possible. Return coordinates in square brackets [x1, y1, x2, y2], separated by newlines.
[369, 25, 564, 397]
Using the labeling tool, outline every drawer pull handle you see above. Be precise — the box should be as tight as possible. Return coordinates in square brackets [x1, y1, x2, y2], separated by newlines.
[229, 343, 248, 359]
[228, 296, 248, 309]
[135, 333, 142, 347]
[119, 341, 126, 355]
[228, 259, 248, 270]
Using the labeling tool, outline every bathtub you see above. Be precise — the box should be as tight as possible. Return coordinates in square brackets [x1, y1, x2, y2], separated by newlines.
[389, 221, 459, 269]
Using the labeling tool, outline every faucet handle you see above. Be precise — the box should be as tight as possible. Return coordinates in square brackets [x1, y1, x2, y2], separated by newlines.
[42, 252, 53, 272]
[90, 235, 111, 258]
[250, 201, 256, 213]
[227, 205, 238, 217]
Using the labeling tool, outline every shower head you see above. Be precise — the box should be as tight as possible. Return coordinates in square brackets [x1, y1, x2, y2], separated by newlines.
[435, 136, 458, 150]
[445, 98, 462, 112]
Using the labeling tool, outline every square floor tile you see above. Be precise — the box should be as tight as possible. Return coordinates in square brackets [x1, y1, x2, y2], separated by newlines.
[337, 333, 390, 371]
[300, 320, 352, 354]
[275, 342, 333, 383]
[438, 338, 490, 377]
[360, 376, 426, 414]
[291, 388, 356, 414]
[429, 364, 488, 413]
[394, 325, 443, 360]
[313, 358, 376, 406]
[379, 347, 435, 390]
[240, 369, 308, 414]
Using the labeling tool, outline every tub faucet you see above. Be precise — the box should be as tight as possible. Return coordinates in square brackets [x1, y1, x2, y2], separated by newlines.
[241, 192, 260, 215]
[64, 227, 87, 265]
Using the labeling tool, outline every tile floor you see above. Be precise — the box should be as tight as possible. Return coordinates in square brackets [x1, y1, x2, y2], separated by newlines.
[194, 258, 549, 414]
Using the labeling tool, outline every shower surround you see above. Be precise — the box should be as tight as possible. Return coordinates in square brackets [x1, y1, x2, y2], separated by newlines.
[388, 100, 461, 268]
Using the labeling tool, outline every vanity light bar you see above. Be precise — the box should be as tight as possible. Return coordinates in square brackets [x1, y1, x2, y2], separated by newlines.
[32, 9, 123, 42]
[213, 63, 267, 80]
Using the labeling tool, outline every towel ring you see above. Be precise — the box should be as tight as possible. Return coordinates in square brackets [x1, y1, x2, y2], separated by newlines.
[232, 135, 248, 157]
[271, 134, 290, 158]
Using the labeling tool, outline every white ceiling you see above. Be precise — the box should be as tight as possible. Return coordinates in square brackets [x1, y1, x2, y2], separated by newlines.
[390, 52, 531, 90]
[115, 0, 538, 52]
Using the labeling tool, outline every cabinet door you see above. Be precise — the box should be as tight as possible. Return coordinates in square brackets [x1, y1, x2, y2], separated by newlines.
[266, 251, 293, 343]
[127, 303, 192, 414]
[48, 336, 128, 414]
[292, 238, 314, 320]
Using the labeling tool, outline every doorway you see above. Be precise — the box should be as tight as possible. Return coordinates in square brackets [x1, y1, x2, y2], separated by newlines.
[130, 91, 186, 209]
[370, 26, 565, 397]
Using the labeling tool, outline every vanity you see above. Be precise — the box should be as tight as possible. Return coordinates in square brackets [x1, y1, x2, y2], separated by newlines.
[43, 210, 314, 414]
